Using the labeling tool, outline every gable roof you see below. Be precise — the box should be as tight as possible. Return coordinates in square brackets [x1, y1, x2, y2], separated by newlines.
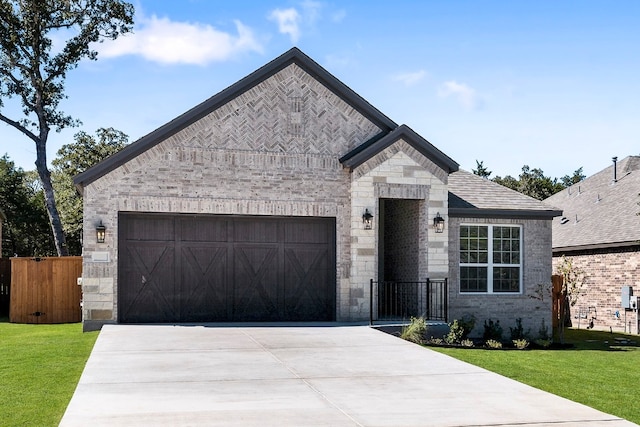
[74, 47, 398, 191]
[545, 155, 640, 251]
[449, 170, 562, 219]
[340, 124, 459, 173]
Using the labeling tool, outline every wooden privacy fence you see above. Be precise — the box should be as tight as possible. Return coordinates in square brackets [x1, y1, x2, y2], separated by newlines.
[9, 257, 82, 324]
[552, 274, 564, 329]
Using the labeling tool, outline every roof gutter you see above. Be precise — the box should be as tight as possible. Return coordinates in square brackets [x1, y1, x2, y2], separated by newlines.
[553, 240, 640, 253]
[449, 208, 563, 220]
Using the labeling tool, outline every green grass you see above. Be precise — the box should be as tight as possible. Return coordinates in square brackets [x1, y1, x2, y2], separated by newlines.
[1, 322, 638, 426]
[432, 328, 640, 425]
[0, 319, 99, 427]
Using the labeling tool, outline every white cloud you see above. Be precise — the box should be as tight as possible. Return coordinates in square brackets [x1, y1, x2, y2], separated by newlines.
[96, 15, 263, 65]
[393, 70, 427, 86]
[269, 2, 334, 43]
[301, 0, 323, 24]
[268, 8, 301, 43]
[438, 80, 483, 110]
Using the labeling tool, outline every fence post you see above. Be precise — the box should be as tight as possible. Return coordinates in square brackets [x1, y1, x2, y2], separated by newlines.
[444, 278, 448, 322]
[369, 278, 373, 326]
[426, 278, 431, 320]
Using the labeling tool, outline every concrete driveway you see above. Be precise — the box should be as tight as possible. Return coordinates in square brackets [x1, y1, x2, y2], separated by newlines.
[60, 324, 636, 427]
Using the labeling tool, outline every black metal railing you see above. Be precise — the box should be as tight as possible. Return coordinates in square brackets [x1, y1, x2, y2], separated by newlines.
[370, 278, 447, 324]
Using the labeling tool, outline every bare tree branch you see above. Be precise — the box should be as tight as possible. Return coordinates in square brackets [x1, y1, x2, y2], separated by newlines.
[0, 112, 39, 143]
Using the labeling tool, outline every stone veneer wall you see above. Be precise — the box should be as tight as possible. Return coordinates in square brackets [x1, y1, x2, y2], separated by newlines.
[349, 141, 449, 321]
[448, 216, 553, 338]
[552, 246, 640, 333]
[80, 63, 383, 330]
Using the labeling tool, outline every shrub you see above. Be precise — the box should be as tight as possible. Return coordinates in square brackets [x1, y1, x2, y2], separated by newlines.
[534, 338, 552, 349]
[460, 339, 474, 348]
[428, 337, 444, 345]
[445, 316, 476, 344]
[509, 318, 529, 341]
[483, 319, 503, 341]
[513, 339, 530, 350]
[486, 339, 503, 349]
[537, 319, 550, 341]
[400, 317, 427, 344]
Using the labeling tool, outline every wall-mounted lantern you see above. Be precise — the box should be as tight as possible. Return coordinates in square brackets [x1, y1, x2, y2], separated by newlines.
[433, 212, 445, 233]
[96, 221, 106, 243]
[362, 209, 374, 230]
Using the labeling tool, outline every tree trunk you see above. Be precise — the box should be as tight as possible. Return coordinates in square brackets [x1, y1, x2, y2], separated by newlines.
[35, 137, 68, 256]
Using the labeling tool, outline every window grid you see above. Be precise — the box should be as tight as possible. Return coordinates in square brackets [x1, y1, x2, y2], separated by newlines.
[460, 225, 522, 294]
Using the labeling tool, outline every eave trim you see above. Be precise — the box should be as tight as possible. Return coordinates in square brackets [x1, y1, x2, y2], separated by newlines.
[449, 208, 563, 219]
[340, 124, 459, 173]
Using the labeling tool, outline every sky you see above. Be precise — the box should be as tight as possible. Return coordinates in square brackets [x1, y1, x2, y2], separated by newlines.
[1, 0, 639, 180]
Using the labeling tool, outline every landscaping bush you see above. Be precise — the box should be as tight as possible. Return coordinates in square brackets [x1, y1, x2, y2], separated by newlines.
[512, 339, 530, 350]
[482, 319, 503, 341]
[485, 339, 503, 349]
[537, 319, 550, 341]
[509, 318, 529, 341]
[534, 338, 552, 349]
[445, 315, 476, 345]
[400, 317, 427, 344]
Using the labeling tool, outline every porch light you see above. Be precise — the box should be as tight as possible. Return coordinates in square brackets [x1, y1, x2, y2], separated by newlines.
[362, 209, 374, 230]
[433, 212, 445, 233]
[96, 221, 106, 243]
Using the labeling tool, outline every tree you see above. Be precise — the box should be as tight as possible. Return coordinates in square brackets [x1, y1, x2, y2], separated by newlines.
[493, 165, 565, 200]
[52, 127, 128, 254]
[0, 0, 134, 255]
[559, 167, 585, 187]
[554, 256, 584, 344]
[491, 174, 519, 192]
[472, 160, 492, 179]
[0, 154, 54, 257]
[517, 165, 564, 200]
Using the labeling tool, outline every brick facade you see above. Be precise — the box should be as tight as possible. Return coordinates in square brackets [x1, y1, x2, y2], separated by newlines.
[553, 247, 640, 333]
[81, 63, 385, 330]
[79, 50, 554, 332]
[448, 216, 554, 338]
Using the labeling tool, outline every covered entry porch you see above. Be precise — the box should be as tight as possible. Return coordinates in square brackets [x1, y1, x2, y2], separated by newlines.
[369, 198, 448, 324]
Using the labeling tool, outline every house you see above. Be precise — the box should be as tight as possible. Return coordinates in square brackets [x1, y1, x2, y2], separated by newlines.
[74, 48, 560, 334]
[545, 156, 640, 333]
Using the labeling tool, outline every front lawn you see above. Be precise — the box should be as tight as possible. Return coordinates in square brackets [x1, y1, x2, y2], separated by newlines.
[0, 320, 98, 427]
[432, 328, 640, 425]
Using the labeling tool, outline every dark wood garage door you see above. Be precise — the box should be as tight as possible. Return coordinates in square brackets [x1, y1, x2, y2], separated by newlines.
[118, 213, 336, 323]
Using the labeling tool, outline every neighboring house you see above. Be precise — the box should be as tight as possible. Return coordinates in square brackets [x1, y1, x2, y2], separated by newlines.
[74, 48, 560, 333]
[545, 156, 640, 333]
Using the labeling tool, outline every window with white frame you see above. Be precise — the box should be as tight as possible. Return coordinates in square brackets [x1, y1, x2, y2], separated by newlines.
[459, 224, 522, 293]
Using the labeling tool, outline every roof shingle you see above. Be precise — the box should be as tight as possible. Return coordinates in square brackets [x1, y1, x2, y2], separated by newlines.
[448, 170, 561, 219]
[545, 155, 640, 250]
